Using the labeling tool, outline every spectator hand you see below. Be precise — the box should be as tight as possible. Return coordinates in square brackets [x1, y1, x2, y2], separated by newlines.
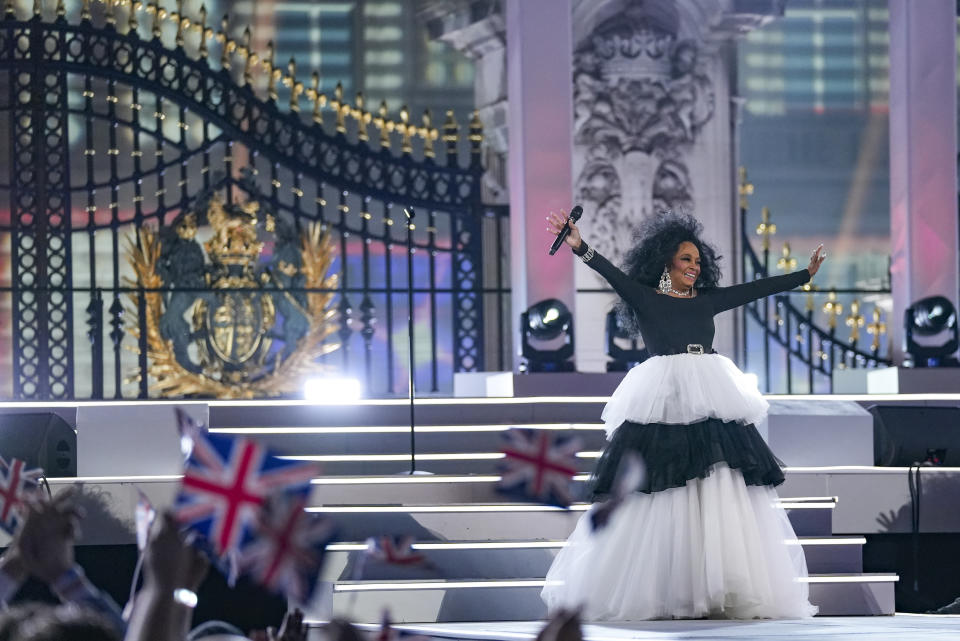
[16, 489, 85, 583]
[143, 511, 210, 593]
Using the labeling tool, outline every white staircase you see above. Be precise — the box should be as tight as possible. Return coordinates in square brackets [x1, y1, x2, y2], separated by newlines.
[204, 400, 898, 622]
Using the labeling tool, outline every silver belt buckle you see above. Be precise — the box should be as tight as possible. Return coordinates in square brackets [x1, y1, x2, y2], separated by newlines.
[686, 344, 704, 355]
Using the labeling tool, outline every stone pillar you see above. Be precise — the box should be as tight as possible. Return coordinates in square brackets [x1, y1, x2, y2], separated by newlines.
[505, 0, 576, 371]
[570, 0, 783, 371]
[888, 0, 959, 363]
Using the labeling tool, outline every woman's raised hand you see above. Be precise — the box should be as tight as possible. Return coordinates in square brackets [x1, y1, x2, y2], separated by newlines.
[807, 244, 826, 277]
[546, 210, 583, 251]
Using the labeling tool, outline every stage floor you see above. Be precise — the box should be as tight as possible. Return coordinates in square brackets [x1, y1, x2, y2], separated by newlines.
[389, 615, 960, 641]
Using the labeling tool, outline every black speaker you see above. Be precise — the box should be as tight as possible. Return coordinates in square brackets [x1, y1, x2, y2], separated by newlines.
[0, 413, 77, 477]
[869, 405, 960, 467]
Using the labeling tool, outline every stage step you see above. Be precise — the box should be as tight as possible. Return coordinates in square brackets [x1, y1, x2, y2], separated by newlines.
[323, 573, 899, 622]
[211, 423, 607, 476]
[320, 536, 866, 581]
[307, 498, 836, 541]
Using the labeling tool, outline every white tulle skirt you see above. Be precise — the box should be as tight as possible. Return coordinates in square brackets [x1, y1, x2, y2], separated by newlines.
[542, 354, 817, 621]
[601, 353, 768, 438]
[542, 463, 817, 621]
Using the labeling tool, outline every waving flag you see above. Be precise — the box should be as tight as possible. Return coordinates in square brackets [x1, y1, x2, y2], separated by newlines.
[239, 495, 337, 603]
[498, 429, 581, 507]
[173, 430, 318, 558]
[0, 456, 43, 534]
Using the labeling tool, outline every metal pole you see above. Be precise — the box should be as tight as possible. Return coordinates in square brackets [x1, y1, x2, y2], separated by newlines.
[404, 207, 417, 475]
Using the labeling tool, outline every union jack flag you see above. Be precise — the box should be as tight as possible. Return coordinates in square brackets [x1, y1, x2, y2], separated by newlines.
[0, 456, 43, 535]
[174, 430, 318, 558]
[365, 535, 427, 567]
[498, 429, 581, 507]
[238, 495, 337, 603]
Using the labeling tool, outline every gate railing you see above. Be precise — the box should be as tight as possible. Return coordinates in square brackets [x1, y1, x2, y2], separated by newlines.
[738, 169, 892, 394]
[0, 1, 502, 400]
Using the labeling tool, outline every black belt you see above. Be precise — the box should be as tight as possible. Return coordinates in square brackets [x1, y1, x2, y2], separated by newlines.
[652, 344, 716, 356]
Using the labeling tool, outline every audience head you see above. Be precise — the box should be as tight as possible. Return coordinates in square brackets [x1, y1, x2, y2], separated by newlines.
[15, 604, 120, 641]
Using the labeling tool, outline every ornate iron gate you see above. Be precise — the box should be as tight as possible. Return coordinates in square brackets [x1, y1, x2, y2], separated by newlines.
[0, 2, 490, 399]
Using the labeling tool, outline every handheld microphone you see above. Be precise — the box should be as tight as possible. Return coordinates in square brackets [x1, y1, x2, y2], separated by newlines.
[549, 205, 583, 256]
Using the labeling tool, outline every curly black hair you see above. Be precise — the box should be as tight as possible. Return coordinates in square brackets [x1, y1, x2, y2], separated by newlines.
[615, 210, 722, 333]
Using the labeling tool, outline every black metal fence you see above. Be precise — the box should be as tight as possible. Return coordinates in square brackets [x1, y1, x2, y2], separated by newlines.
[739, 194, 893, 394]
[0, 4, 509, 400]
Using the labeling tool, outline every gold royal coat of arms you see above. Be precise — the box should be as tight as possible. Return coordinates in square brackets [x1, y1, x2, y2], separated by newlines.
[126, 189, 339, 398]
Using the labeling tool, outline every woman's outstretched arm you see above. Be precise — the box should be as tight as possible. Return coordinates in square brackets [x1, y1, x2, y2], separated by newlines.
[709, 244, 826, 314]
[546, 211, 647, 308]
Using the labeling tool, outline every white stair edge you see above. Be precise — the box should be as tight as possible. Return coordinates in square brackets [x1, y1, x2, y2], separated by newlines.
[332, 574, 899, 592]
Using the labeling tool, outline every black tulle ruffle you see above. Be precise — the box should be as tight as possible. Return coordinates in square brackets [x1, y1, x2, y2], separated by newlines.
[590, 418, 784, 498]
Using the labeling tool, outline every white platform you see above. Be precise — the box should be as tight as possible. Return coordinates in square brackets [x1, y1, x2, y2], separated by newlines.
[867, 367, 960, 394]
[371, 615, 960, 641]
[758, 399, 873, 466]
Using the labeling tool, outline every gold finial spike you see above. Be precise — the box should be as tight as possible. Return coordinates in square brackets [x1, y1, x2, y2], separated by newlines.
[802, 282, 816, 313]
[332, 82, 347, 133]
[80, 0, 91, 20]
[33, 0, 40, 17]
[127, 0, 139, 31]
[219, 14, 232, 69]
[420, 109, 438, 159]
[197, 5, 208, 58]
[442, 110, 459, 165]
[776, 242, 797, 272]
[285, 58, 303, 112]
[56, 0, 65, 17]
[309, 72, 324, 125]
[755, 206, 777, 251]
[4, 0, 14, 19]
[867, 307, 887, 353]
[105, 0, 118, 24]
[442, 110, 459, 142]
[174, 0, 185, 45]
[265, 41, 278, 101]
[822, 290, 843, 331]
[738, 167, 754, 210]
[845, 299, 865, 344]
[373, 100, 393, 149]
[352, 92, 371, 142]
[148, 0, 162, 38]
[468, 110, 483, 155]
[242, 27, 253, 86]
[398, 105, 415, 154]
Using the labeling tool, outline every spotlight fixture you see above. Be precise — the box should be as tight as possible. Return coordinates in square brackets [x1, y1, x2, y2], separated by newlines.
[605, 309, 648, 371]
[904, 296, 958, 367]
[520, 299, 574, 372]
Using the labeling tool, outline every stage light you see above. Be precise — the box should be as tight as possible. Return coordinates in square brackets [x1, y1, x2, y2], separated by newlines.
[605, 309, 649, 371]
[303, 377, 363, 403]
[520, 298, 574, 372]
[904, 296, 958, 367]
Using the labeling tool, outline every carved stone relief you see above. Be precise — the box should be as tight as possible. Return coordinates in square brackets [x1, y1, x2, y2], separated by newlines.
[573, 5, 715, 262]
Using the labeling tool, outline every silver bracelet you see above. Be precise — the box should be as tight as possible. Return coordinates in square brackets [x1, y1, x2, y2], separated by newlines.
[579, 247, 595, 263]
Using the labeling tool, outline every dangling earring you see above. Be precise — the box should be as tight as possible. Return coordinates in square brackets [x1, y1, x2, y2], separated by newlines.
[658, 267, 671, 294]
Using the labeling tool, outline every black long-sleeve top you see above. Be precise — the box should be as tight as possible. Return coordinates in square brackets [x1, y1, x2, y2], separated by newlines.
[577, 243, 811, 356]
